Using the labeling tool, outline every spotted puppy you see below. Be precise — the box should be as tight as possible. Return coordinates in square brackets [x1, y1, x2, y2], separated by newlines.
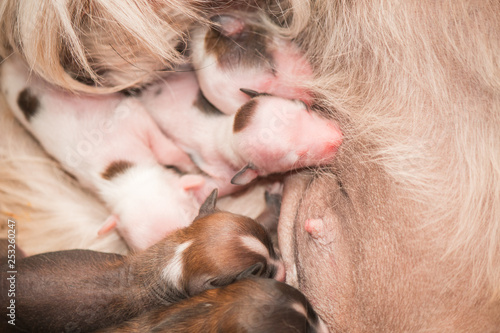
[0, 190, 284, 333]
[190, 13, 314, 115]
[97, 278, 329, 333]
[0, 55, 204, 251]
[139, 12, 341, 194]
[1, 54, 342, 248]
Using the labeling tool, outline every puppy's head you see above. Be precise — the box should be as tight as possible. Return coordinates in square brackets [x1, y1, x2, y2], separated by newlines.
[195, 278, 330, 333]
[168, 189, 285, 296]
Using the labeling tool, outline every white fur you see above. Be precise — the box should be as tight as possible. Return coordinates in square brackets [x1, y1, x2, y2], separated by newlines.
[239, 235, 269, 259]
[1, 55, 201, 251]
[0, 90, 128, 255]
[161, 240, 192, 289]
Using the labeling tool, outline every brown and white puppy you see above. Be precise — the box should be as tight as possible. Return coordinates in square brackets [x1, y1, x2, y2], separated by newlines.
[0, 52, 342, 249]
[190, 13, 313, 115]
[0, 55, 203, 251]
[97, 278, 329, 333]
[0, 190, 284, 333]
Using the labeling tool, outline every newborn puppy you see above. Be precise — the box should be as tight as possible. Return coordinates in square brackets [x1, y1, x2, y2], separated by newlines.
[139, 72, 342, 197]
[97, 278, 329, 333]
[190, 13, 313, 115]
[0, 55, 202, 250]
[0, 190, 284, 333]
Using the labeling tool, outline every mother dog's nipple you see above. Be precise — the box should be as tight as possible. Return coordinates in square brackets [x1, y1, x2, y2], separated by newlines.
[304, 218, 324, 240]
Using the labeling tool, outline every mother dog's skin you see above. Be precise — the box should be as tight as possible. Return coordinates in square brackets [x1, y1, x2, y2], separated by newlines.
[0, 1, 499, 332]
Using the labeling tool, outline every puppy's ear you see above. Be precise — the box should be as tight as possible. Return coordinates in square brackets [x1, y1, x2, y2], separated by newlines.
[186, 271, 232, 296]
[211, 263, 265, 287]
[188, 262, 266, 296]
[235, 262, 265, 279]
[197, 188, 218, 218]
[231, 163, 258, 185]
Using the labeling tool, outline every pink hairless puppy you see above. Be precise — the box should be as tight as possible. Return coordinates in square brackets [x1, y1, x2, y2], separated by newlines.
[1, 56, 203, 251]
[138, 71, 342, 198]
[190, 13, 314, 115]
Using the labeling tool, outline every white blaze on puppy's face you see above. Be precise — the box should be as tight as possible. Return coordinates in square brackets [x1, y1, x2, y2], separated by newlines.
[162, 240, 193, 289]
[239, 235, 269, 258]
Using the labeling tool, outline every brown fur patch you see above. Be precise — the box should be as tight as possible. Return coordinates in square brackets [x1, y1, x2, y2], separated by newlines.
[233, 99, 257, 132]
[17, 88, 40, 121]
[101, 160, 134, 180]
[204, 22, 272, 70]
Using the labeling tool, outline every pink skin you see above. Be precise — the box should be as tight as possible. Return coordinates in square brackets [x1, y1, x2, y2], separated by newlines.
[231, 95, 343, 184]
[138, 72, 342, 200]
[1, 56, 201, 251]
[305, 218, 325, 240]
[190, 14, 314, 115]
[136, 70, 243, 199]
[2, 33, 340, 250]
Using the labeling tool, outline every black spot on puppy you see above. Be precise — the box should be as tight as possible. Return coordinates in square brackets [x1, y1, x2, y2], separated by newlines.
[205, 16, 272, 70]
[102, 160, 134, 180]
[17, 88, 40, 121]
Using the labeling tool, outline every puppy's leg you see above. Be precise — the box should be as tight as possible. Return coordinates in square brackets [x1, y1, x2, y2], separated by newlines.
[141, 73, 342, 192]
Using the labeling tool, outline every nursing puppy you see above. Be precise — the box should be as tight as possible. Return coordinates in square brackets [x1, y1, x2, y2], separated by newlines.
[1, 53, 341, 249]
[97, 278, 329, 333]
[0, 190, 284, 333]
[138, 70, 342, 194]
